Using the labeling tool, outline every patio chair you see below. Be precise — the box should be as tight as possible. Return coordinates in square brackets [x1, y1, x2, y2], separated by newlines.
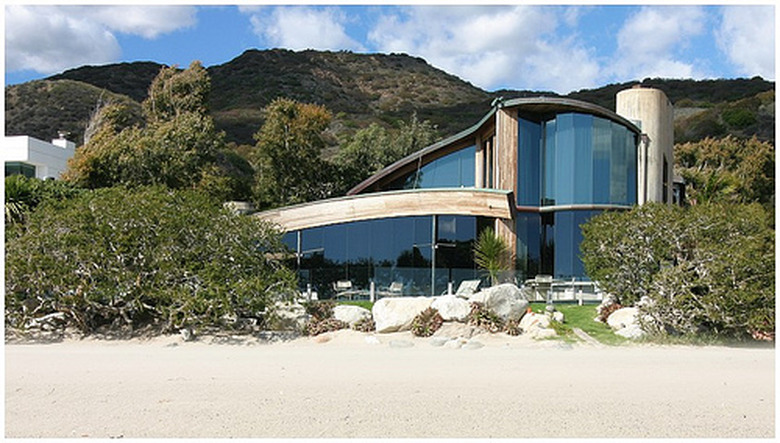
[451, 279, 481, 298]
[378, 281, 403, 299]
[333, 280, 354, 300]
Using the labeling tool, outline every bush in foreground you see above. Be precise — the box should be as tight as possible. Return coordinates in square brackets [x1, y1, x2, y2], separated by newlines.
[581, 203, 774, 340]
[5, 186, 297, 335]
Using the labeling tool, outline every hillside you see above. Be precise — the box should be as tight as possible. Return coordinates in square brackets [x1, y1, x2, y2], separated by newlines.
[5, 79, 143, 145]
[5, 49, 775, 146]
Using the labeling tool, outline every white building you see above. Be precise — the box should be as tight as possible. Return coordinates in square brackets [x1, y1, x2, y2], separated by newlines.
[4, 134, 76, 180]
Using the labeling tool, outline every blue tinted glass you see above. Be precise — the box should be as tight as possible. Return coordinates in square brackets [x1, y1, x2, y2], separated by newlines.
[551, 210, 601, 280]
[573, 114, 593, 204]
[516, 212, 541, 280]
[541, 114, 637, 206]
[323, 223, 347, 264]
[281, 231, 298, 252]
[387, 145, 476, 190]
[592, 118, 612, 204]
[625, 130, 637, 205]
[347, 220, 372, 263]
[543, 119, 556, 205]
[517, 118, 541, 205]
[554, 114, 576, 205]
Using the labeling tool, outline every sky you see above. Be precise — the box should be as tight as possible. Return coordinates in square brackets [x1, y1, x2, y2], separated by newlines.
[3, 3, 777, 94]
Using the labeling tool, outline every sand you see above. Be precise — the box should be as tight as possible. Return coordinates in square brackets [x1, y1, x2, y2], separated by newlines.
[4, 330, 775, 438]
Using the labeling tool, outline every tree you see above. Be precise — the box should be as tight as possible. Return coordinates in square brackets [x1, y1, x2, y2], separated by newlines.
[251, 98, 334, 208]
[65, 61, 251, 201]
[675, 136, 774, 207]
[335, 113, 440, 187]
[5, 186, 297, 334]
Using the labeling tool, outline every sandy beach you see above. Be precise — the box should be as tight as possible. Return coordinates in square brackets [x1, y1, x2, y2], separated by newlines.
[5, 330, 775, 438]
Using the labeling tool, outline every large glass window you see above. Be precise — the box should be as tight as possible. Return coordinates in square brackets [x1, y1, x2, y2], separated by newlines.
[386, 145, 476, 190]
[521, 113, 637, 207]
[515, 213, 541, 281]
[517, 118, 541, 205]
[286, 215, 485, 297]
[535, 210, 601, 280]
[5, 162, 36, 178]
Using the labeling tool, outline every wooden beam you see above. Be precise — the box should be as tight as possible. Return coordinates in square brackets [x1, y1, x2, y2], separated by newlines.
[256, 189, 515, 232]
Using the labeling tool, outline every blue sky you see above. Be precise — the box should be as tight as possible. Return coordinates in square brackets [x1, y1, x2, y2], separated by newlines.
[4, 3, 776, 94]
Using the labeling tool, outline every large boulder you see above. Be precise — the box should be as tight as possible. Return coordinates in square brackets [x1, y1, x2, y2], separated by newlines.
[431, 295, 471, 322]
[615, 323, 646, 339]
[519, 312, 551, 332]
[468, 283, 529, 321]
[333, 305, 372, 327]
[372, 297, 435, 333]
[607, 307, 639, 331]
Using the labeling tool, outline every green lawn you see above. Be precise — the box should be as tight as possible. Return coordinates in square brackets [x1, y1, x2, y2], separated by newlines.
[529, 302, 628, 345]
[337, 300, 374, 311]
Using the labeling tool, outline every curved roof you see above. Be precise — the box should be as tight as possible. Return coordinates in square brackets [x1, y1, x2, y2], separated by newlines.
[347, 96, 641, 196]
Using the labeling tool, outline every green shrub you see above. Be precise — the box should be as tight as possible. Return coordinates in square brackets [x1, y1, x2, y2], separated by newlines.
[722, 108, 757, 128]
[5, 186, 297, 334]
[5, 175, 82, 226]
[410, 307, 444, 337]
[581, 203, 774, 340]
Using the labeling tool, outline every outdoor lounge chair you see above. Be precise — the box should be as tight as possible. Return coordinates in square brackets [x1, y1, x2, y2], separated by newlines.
[377, 281, 403, 298]
[451, 279, 481, 298]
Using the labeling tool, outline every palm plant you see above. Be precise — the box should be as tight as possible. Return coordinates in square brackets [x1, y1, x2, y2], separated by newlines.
[473, 227, 511, 286]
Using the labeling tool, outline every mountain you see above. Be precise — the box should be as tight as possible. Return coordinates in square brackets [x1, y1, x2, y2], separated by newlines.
[5, 49, 775, 147]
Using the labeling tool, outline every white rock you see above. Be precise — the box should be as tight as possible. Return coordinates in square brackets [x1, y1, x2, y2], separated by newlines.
[333, 305, 372, 327]
[431, 295, 471, 322]
[615, 323, 646, 340]
[468, 283, 529, 321]
[607, 307, 639, 331]
[519, 312, 551, 332]
[552, 311, 565, 323]
[372, 297, 434, 333]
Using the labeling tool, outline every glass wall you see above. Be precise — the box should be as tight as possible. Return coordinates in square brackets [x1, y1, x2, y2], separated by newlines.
[284, 215, 487, 298]
[518, 113, 637, 207]
[386, 145, 476, 190]
[515, 210, 602, 281]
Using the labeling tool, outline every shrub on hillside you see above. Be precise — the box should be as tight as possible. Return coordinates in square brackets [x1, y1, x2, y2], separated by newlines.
[581, 203, 774, 340]
[5, 186, 297, 335]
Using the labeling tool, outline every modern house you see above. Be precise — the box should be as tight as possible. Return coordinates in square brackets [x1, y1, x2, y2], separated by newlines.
[4, 134, 76, 180]
[257, 86, 674, 298]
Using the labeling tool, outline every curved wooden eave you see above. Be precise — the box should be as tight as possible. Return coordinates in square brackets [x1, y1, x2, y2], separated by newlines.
[255, 188, 515, 232]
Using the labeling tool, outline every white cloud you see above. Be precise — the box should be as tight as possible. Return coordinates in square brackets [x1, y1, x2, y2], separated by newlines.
[5, 5, 197, 75]
[367, 6, 601, 93]
[717, 6, 775, 80]
[82, 6, 196, 40]
[244, 6, 364, 52]
[612, 6, 707, 80]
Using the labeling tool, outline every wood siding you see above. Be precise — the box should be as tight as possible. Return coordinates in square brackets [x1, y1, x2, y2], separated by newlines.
[256, 189, 514, 232]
